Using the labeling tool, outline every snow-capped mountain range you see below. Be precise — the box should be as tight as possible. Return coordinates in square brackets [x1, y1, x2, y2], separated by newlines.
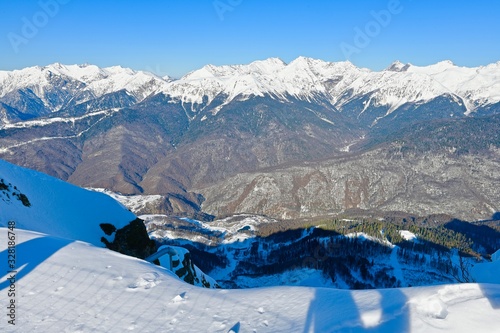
[0, 63, 170, 123]
[1, 57, 500, 125]
[0, 62, 170, 103]
[165, 57, 500, 114]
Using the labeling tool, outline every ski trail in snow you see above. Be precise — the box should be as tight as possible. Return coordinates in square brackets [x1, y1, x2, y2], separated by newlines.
[1, 108, 118, 130]
[0, 110, 116, 153]
[391, 246, 406, 287]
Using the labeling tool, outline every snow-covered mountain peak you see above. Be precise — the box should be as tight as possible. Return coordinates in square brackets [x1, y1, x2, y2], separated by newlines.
[289, 56, 322, 65]
[435, 59, 456, 67]
[43, 63, 107, 83]
[247, 57, 287, 73]
[409, 60, 458, 75]
[287, 56, 328, 72]
[183, 58, 287, 81]
[182, 64, 223, 80]
[166, 57, 369, 107]
[404, 60, 500, 108]
[490, 60, 500, 67]
[104, 64, 133, 73]
[339, 68, 460, 114]
[287, 57, 362, 74]
[385, 60, 410, 72]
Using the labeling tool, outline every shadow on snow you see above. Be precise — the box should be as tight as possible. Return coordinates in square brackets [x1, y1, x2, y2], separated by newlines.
[0, 235, 73, 291]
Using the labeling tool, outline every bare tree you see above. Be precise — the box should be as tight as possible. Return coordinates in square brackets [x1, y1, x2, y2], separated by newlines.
[452, 251, 476, 283]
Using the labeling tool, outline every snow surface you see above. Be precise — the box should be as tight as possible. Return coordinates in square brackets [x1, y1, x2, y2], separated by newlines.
[0, 159, 135, 246]
[89, 188, 163, 214]
[399, 230, 417, 241]
[1, 108, 119, 130]
[0, 161, 499, 331]
[472, 250, 500, 284]
[1, 228, 499, 332]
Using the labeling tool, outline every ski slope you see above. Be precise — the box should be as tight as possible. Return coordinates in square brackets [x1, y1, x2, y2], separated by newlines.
[1, 228, 499, 332]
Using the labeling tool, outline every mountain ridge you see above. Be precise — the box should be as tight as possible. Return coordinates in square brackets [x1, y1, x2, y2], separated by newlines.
[2, 57, 500, 126]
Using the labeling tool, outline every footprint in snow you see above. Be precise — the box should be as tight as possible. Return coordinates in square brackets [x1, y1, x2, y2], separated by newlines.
[127, 272, 161, 290]
[414, 295, 448, 319]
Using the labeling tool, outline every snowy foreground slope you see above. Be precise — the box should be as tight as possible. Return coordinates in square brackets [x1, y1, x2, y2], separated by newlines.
[0, 159, 136, 246]
[1, 229, 499, 333]
[0, 159, 219, 288]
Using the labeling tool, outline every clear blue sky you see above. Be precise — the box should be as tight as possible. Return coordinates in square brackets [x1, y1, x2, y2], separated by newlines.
[1, 0, 499, 78]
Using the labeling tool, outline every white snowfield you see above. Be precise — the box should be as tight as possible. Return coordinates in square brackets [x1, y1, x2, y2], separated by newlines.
[0, 228, 499, 333]
[399, 230, 417, 241]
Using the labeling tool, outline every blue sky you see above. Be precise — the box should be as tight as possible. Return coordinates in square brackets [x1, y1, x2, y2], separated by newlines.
[1, 0, 499, 78]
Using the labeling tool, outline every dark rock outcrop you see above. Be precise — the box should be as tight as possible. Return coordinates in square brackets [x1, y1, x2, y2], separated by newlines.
[101, 218, 157, 259]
